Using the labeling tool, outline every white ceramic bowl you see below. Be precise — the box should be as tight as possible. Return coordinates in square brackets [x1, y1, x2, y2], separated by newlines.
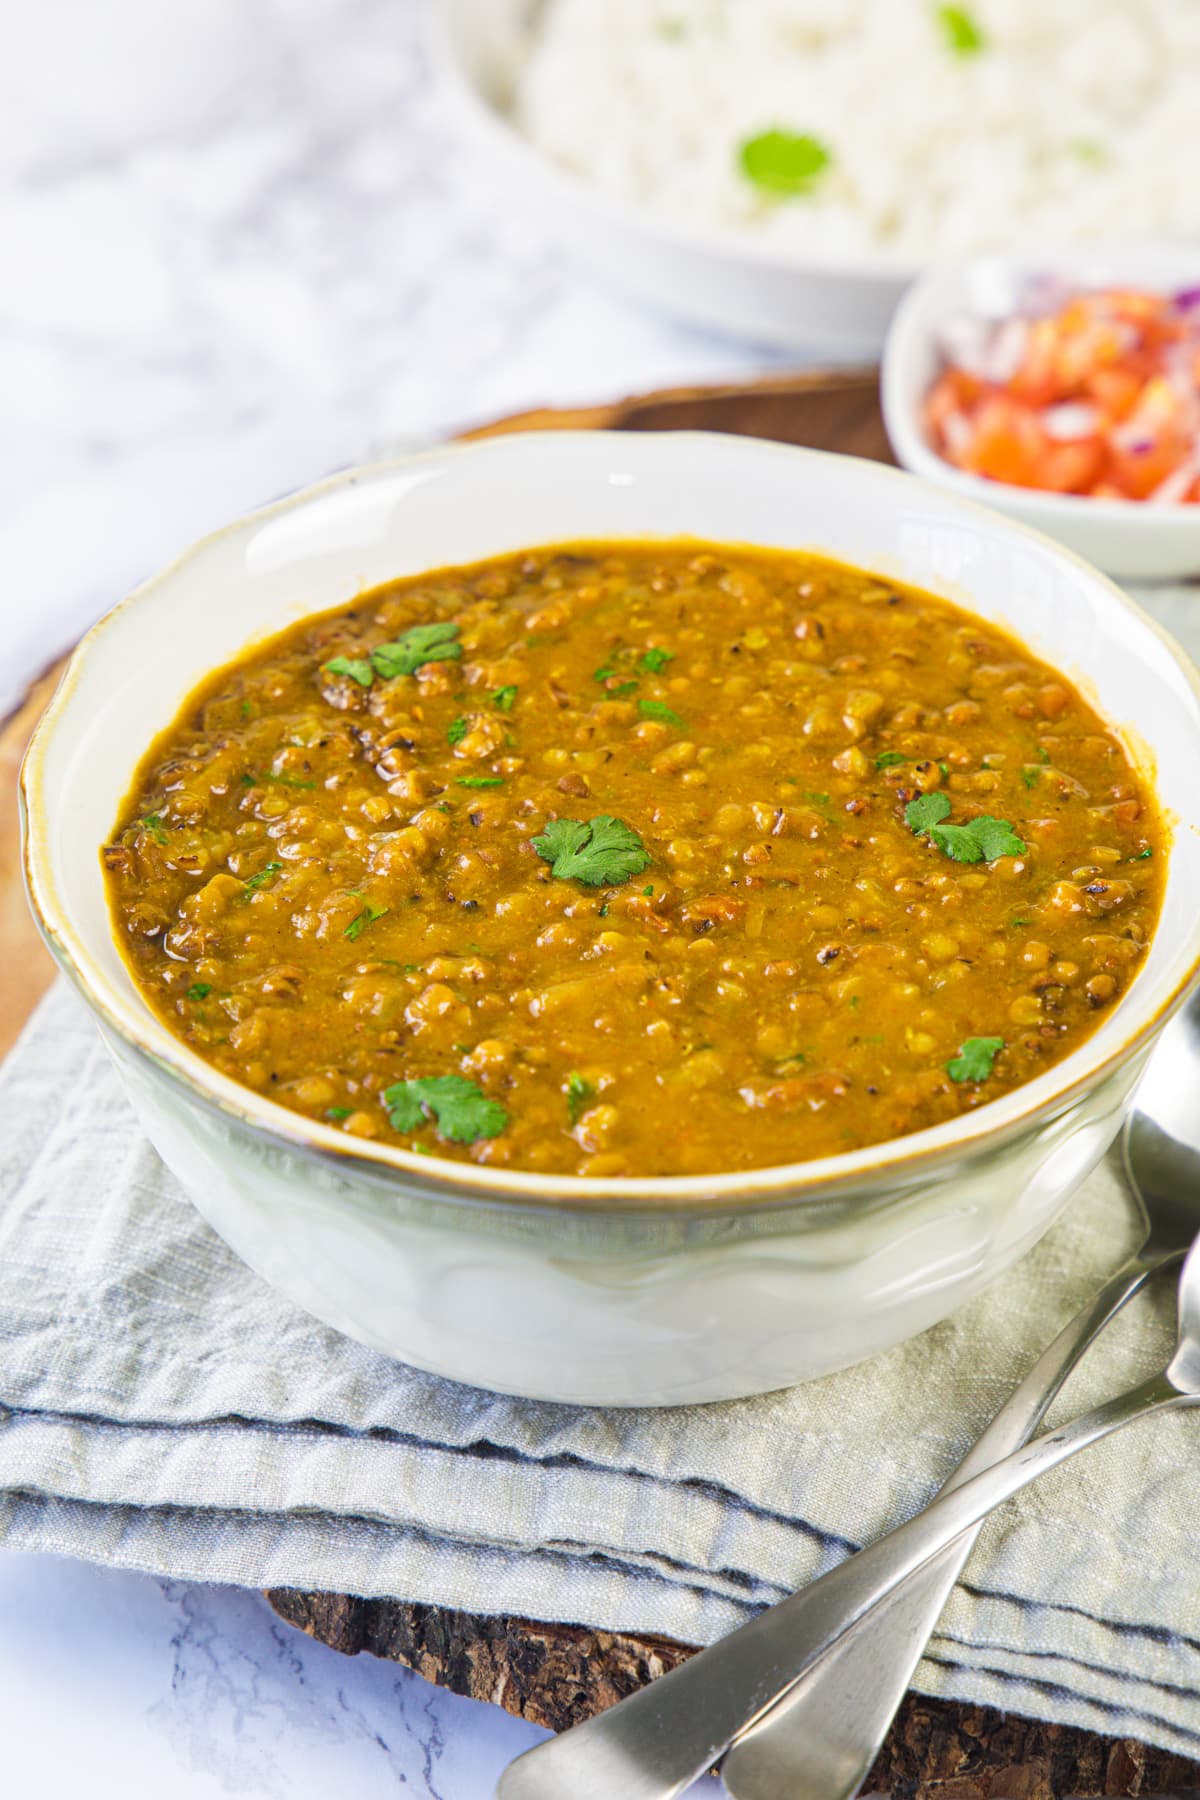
[430, 0, 911, 355]
[882, 245, 1200, 582]
[21, 432, 1200, 1405]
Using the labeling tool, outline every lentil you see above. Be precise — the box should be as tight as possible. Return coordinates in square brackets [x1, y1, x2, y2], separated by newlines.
[103, 542, 1164, 1177]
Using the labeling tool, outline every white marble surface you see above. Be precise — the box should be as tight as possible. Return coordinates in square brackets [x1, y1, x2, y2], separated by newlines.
[0, 0, 785, 718]
[1, 0, 775, 1791]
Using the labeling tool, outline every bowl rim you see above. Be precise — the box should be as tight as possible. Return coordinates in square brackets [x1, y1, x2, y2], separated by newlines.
[427, 0, 918, 289]
[20, 429, 1200, 1215]
[881, 244, 1200, 528]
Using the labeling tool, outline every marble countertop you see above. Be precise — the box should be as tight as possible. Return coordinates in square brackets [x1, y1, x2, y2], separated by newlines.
[1, 0, 787, 718]
[1, 0, 777, 1791]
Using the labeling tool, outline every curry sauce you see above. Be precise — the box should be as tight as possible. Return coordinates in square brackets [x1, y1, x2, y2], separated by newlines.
[103, 542, 1164, 1177]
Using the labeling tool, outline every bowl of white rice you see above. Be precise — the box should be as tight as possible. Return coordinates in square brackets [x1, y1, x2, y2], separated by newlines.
[431, 0, 1200, 354]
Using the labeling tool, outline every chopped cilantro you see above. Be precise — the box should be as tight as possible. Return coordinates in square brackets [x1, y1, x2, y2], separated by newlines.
[491, 685, 518, 712]
[638, 699, 686, 728]
[593, 664, 617, 684]
[906, 793, 1025, 863]
[935, 4, 986, 56]
[240, 699, 253, 718]
[326, 1106, 351, 1121]
[938, 762, 951, 779]
[875, 752, 906, 771]
[456, 776, 504, 788]
[533, 815, 652, 887]
[240, 860, 284, 896]
[738, 128, 831, 198]
[934, 816, 1026, 863]
[642, 884, 654, 896]
[1021, 767, 1040, 789]
[947, 1036, 1004, 1083]
[597, 902, 609, 918]
[324, 655, 375, 688]
[239, 772, 255, 786]
[1036, 745, 1051, 763]
[140, 812, 169, 846]
[906, 792, 952, 833]
[610, 680, 640, 697]
[371, 621, 462, 680]
[1135, 846, 1154, 860]
[566, 1071, 594, 1125]
[185, 982, 212, 1001]
[344, 901, 389, 941]
[641, 647, 675, 675]
[384, 1074, 507, 1144]
[447, 715, 468, 746]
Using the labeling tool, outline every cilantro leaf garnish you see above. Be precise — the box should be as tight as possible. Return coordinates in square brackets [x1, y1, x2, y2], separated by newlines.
[875, 752, 906, 771]
[185, 982, 211, 1001]
[1135, 846, 1154, 860]
[1021, 767, 1040, 789]
[371, 622, 462, 680]
[610, 680, 639, 697]
[947, 1036, 1004, 1083]
[566, 1071, 594, 1125]
[935, 4, 986, 56]
[533, 814, 652, 887]
[384, 1074, 507, 1144]
[344, 901, 389, 941]
[638, 699, 686, 729]
[906, 793, 1025, 863]
[240, 860, 284, 896]
[931, 816, 1026, 863]
[593, 664, 618, 684]
[641, 647, 675, 674]
[904, 792, 952, 834]
[324, 655, 375, 688]
[456, 776, 504, 788]
[325, 1106, 351, 1121]
[447, 715, 468, 746]
[738, 129, 831, 198]
[140, 811, 169, 845]
[491, 685, 518, 712]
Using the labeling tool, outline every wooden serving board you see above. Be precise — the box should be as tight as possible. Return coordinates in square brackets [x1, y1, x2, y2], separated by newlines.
[6, 371, 1199, 1796]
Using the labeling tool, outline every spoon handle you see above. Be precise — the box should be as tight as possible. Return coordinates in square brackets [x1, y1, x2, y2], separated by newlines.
[496, 1371, 1184, 1800]
[721, 1251, 1169, 1800]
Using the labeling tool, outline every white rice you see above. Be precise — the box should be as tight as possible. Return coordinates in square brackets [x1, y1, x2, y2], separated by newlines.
[510, 0, 1200, 263]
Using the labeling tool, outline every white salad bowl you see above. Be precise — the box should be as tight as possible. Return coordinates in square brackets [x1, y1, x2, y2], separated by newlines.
[882, 245, 1200, 582]
[430, 0, 912, 355]
[21, 431, 1200, 1405]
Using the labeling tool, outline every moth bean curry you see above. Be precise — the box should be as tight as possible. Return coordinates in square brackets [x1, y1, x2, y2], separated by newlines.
[104, 543, 1163, 1178]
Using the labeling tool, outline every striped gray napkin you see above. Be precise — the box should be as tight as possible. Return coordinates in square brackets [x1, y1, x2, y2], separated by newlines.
[1, 977, 1199, 1757]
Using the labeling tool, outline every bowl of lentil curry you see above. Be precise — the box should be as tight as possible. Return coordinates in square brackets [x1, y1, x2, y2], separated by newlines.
[21, 433, 1200, 1404]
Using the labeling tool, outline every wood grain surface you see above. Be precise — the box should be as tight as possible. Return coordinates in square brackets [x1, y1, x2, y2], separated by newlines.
[7, 371, 1198, 1794]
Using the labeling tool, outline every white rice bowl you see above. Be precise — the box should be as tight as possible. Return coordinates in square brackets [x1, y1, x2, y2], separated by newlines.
[511, 0, 1200, 263]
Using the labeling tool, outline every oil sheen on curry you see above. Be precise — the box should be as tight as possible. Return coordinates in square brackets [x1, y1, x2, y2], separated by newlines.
[104, 543, 1164, 1179]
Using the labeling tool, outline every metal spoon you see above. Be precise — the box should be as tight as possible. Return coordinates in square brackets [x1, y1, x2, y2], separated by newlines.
[496, 986, 1200, 1800]
[720, 990, 1200, 1800]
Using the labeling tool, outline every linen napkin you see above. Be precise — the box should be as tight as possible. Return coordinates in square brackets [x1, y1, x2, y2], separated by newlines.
[2, 979, 1200, 1760]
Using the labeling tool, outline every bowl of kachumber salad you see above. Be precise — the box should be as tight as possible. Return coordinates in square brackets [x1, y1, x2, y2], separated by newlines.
[21, 432, 1200, 1404]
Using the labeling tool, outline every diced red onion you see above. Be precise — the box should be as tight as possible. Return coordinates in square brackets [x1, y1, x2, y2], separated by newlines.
[1042, 402, 1099, 441]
